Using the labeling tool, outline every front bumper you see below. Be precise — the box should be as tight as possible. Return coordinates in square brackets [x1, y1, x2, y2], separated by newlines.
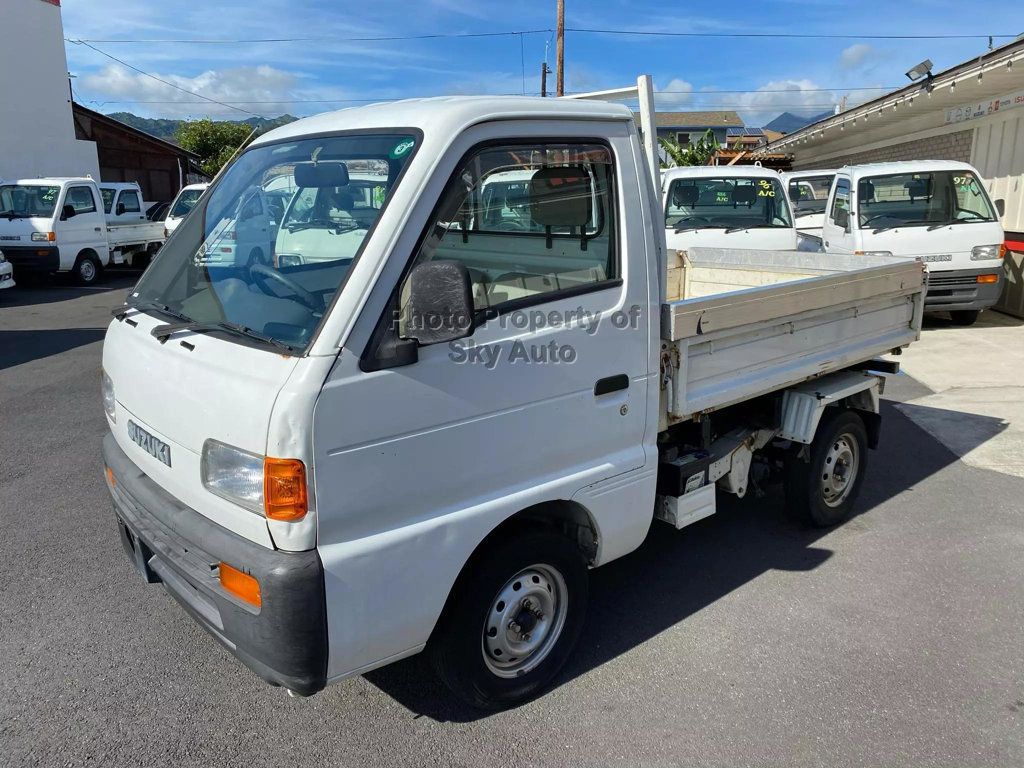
[0, 245, 59, 273]
[924, 266, 1003, 312]
[102, 433, 328, 695]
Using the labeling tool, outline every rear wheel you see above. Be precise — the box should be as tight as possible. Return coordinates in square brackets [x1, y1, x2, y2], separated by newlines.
[949, 309, 980, 326]
[74, 253, 101, 285]
[785, 409, 868, 527]
[428, 531, 588, 709]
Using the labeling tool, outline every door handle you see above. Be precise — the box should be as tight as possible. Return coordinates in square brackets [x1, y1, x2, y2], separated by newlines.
[94, 227, 102, 232]
[594, 374, 629, 396]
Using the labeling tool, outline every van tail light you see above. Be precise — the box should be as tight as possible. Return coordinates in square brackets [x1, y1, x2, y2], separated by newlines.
[219, 562, 261, 607]
[263, 458, 307, 521]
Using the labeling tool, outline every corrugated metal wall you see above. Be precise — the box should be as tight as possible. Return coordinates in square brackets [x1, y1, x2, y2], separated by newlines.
[972, 111, 1024, 234]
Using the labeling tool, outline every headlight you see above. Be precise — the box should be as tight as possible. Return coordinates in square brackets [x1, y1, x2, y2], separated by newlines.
[277, 253, 303, 268]
[101, 370, 116, 422]
[201, 439, 265, 513]
[31, 232, 54, 242]
[971, 244, 1005, 260]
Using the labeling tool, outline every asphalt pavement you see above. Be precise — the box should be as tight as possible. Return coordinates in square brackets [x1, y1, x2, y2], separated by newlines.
[1, 273, 1022, 768]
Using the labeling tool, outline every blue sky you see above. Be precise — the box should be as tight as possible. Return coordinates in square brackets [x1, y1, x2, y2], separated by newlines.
[62, 0, 1023, 126]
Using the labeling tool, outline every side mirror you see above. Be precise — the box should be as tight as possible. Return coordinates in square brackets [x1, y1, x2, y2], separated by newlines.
[60, 204, 76, 221]
[400, 260, 475, 346]
[995, 198, 1006, 217]
[788, 187, 800, 204]
[834, 208, 850, 230]
[116, 202, 126, 216]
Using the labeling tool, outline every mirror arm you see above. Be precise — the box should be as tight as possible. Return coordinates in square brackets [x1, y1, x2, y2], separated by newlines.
[360, 333, 418, 372]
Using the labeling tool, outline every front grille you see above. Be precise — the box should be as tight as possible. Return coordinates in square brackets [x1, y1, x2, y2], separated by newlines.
[927, 274, 977, 289]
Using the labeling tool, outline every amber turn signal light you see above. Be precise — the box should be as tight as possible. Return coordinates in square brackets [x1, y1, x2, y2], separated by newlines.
[977, 274, 999, 284]
[104, 465, 116, 487]
[263, 457, 308, 521]
[219, 562, 261, 607]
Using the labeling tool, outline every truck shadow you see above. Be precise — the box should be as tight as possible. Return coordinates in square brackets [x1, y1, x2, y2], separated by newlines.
[363, 397, 1006, 722]
[0, 328, 107, 370]
[0, 270, 140, 308]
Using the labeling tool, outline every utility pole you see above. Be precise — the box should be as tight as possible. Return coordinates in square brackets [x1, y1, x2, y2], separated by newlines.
[556, 0, 565, 96]
[540, 62, 552, 97]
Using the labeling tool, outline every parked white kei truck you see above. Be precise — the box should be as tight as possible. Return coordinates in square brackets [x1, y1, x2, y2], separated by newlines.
[163, 182, 209, 238]
[0, 179, 164, 284]
[101, 82, 926, 709]
[663, 165, 798, 252]
[820, 161, 1006, 326]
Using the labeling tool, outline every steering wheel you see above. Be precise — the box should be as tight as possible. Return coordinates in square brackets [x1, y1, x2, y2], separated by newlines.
[250, 263, 324, 314]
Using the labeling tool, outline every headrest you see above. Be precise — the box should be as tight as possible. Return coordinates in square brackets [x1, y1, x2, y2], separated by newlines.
[732, 185, 757, 205]
[858, 180, 875, 202]
[672, 184, 699, 207]
[530, 166, 592, 227]
[330, 189, 355, 211]
[905, 179, 930, 198]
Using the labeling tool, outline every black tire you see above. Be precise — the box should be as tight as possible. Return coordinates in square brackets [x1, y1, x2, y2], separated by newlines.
[428, 531, 588, 710]
[784, 409, 868, 528]
[247, 248, 266, 268]
[74, 253, 101, 285]
[949, 309, 980, 326]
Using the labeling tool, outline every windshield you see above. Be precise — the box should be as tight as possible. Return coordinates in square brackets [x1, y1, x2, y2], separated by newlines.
[130, 132, 417, 353]
[169, 188, 205, 218]
[100, 188, 116, 214]
[858, 170, 997, 230]
[666, 176, 792, 230]
[788, 174, 834, 216]
[0, 184, 60, 218]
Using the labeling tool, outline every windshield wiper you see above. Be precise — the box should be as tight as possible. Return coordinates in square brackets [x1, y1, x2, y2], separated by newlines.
[673, 225, 701, 233]
[150, 319, 295, 352]
[0, 211, 36, 220]
[724, 225, 753, 234]
[112, 300, 192, 323]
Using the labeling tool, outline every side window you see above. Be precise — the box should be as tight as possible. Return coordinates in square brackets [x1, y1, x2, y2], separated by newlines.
[830, 178, 851, 228]
[406, 142, 617, 315]
[239, 192, 263, 221]
[119, 190, 141, 213]
[66, 186, 97, 214]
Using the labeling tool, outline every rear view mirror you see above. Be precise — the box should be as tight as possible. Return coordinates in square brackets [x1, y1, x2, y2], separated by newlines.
[400, 260, 474, 346]
[60, 204, 76, 221]
[294, 161, 350, 188]
[995, 198, 1006, 217]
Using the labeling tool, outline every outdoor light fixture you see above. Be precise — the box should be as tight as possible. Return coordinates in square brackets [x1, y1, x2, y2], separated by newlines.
[950, 80, 956, 94]
[905, 59, 934, 82]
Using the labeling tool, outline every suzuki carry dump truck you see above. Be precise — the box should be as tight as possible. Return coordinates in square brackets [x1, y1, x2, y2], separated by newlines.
[101, 89, 926, 708]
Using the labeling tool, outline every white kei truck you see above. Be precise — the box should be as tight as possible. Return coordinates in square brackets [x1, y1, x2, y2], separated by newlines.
[662, 165, 798, 253]
[0, 179, 164, 284]
[101, 78, 927, 709]
[817, 161, 1006, 326]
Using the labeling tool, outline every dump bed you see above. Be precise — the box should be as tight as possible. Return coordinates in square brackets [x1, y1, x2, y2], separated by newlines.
[659, 247, 926, 427]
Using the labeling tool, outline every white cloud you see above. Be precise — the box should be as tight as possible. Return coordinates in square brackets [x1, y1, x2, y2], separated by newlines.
[81, 64, 318, 118]
[657, 78, 694, 108]
[839, 43, 875, 70]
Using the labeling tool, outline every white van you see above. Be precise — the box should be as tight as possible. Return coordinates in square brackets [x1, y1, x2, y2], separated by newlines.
[782, 169, 836, 239]
[0, 178, 165, 283]
[821, 161, 1005, 325]
[662, 166, 797, 252]
[164, 183, 209, 237]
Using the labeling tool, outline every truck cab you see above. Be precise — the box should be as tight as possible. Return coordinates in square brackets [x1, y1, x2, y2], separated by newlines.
[662, 166, 797, 252]
[821, 161, 1005, 325]
[781, 169, 836, 241]
[0, 177, 108, 283]
[164, 182, 209, 237]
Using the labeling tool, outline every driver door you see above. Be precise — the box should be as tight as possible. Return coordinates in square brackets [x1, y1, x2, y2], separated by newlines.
[822, 175, 854, 253]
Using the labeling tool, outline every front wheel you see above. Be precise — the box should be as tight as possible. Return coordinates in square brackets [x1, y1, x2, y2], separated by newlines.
[428, 531, 588, 709]
[949, 309, 980, 326]
[74, 253, 101, 285]
[785, 409, 868, 527]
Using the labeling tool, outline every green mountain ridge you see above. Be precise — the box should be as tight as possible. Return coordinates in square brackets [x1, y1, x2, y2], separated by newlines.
[105, 112, 299, 144]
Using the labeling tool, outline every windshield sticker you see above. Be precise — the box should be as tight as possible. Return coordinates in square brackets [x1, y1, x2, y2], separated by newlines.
[757, 180, 775, 198]
[715, 191, 729, 203]
[390, 139, 415, 159]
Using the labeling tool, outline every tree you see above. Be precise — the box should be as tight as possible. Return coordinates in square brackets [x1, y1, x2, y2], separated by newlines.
[659, 129, 720, 168]
[175, 119, 255, 177]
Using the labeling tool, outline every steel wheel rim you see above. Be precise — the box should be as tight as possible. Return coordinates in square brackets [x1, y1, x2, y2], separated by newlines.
[79, 260, 96, 281]
[482, 564, 568, 678]
[821, 431, 859, 508]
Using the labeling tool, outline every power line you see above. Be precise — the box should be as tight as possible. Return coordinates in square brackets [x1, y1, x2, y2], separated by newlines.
[65, 28, 1017, 44]
[565, 27, 1017, 41]
[70, 40, 262, 117]
[66, 30, 552, 44]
